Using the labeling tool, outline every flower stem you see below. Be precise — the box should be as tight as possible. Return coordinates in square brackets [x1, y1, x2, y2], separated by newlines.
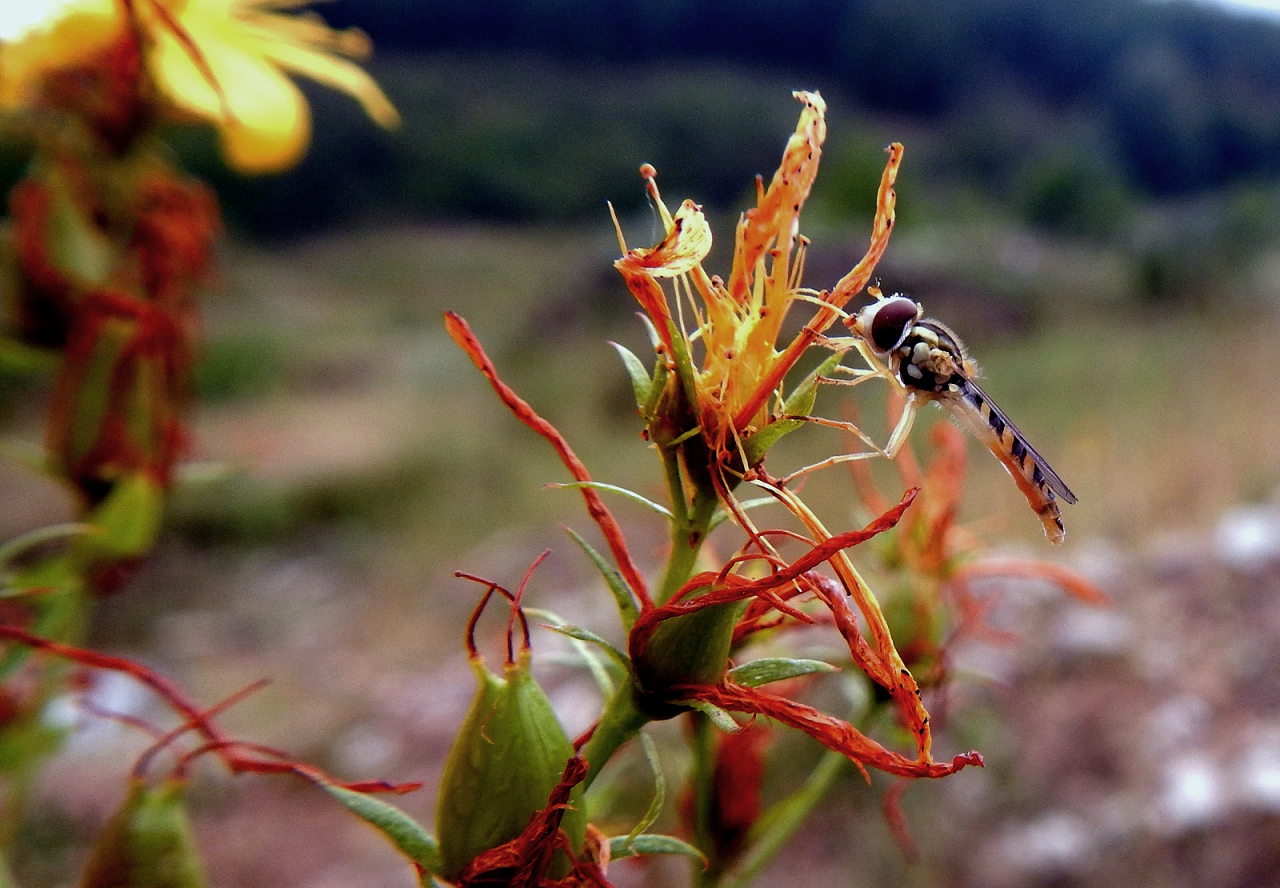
[580, 682, 650, 792]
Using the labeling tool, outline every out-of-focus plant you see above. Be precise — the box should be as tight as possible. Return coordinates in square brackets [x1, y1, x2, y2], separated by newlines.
[0, 0, 400, 882]
[0, 5, 1102, 881]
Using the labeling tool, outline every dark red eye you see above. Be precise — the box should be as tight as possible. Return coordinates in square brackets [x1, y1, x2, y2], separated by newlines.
[867, 296, 919, 353]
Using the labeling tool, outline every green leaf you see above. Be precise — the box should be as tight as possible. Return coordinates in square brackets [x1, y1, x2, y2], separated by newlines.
[0, 338, 58, 375]
[782, 351, 845, 418]
[535, 620, 629, 671]
[610, 341, 653, 409]
[47, 180, 115, 286]
[682, 699, 741, 733]
[724, 751, 848, 888]
[708, 496, 778, 532]
[63, 318, 132, 467]
[608, 833, 706, 864]
[726, 658, 838, 688]
[525, 607, 623, 697]
[0, 524, 92, 568]
[548, 482, 672, 520]
[627, 732, 664, 843]
[314, 781, 440, 873]
[564, 528, 639, 630]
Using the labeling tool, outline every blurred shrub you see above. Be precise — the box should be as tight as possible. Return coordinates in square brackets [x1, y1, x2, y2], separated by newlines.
[193, 335, 286, 403]
[1016, 148, 1132, 238]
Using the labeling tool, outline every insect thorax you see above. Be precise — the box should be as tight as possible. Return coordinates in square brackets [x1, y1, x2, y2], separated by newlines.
[894, 320, 968, 394]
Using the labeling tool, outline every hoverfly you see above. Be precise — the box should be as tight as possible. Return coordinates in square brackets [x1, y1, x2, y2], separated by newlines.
[846, 291, 1076, 543]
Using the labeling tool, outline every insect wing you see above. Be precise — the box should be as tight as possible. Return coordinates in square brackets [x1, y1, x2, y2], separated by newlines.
[954, 377, 1076, 503]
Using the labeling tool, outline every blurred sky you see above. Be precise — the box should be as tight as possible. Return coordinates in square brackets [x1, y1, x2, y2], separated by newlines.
[1210, 0, 1280, 12]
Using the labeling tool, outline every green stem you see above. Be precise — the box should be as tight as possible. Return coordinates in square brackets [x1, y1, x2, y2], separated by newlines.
[580, 682, 649, 792]
[690, 712, 720, 887]
[719, 750, 848, 888]
[655, 463, 718, 606]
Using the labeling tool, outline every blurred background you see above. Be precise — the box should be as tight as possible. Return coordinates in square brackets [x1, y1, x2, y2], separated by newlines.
[6, 0, 1280, 885]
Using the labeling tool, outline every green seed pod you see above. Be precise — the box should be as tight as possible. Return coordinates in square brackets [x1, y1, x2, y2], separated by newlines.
[78, 778, 208, 888]
[435, 651, 584, 881]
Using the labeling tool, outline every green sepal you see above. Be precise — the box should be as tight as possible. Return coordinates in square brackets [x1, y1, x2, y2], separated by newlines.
[634, 600, 747, 700]
[726, 658, 838, 688]
[435, 652, 584, 880]
[311, 780, 440, 873]
[740, 351, 844, 466]
[78, 778, 208, 888]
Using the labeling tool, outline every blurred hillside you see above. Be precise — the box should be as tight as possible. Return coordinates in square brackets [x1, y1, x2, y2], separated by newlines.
[109, 0, 1280, 244]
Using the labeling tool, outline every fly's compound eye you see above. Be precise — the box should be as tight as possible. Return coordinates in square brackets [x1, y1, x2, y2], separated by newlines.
[862, 295, 920, 353]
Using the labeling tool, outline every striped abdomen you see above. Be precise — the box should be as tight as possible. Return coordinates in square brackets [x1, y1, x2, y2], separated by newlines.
[942, 378, 1077, 544]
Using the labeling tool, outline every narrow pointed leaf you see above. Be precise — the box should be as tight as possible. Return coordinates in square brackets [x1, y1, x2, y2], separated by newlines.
[549, 482, 672, 519]
[565, 528, 639, 630]
[314, 780, 440, 873]
[536, 621, 630, 671]
[727, 658, 838, 688]
[610, 341, 653, 409]
[741, 351, 845, 465]
[608, 833, 706, 863]
[0, 524, 92, 567]
[682, 699, 741, 733]
[627, 732, 665, 843]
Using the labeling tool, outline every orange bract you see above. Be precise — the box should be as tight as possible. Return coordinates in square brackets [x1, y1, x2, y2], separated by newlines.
[614, 91, 900, 455]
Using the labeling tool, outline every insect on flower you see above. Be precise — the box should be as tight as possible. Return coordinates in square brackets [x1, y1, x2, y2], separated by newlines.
[846, 291, 1077, 543]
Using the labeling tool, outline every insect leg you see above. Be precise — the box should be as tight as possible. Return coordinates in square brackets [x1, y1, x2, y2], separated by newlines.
[883, 393, 920, 459]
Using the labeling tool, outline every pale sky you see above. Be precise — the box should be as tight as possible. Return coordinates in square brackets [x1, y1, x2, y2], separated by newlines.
[1200, 0, 1280, 14]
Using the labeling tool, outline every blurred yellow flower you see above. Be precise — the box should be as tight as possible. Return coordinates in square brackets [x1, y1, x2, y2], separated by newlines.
[0, 0, 400, 174]
[147, 0, 400, 173]
[0, 0, 121, 110]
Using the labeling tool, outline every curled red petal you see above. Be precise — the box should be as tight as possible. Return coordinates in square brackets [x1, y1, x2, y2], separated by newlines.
[680, 681, 981, 780]
[455, 755, 592, 888]
[445, 312, 651, 611]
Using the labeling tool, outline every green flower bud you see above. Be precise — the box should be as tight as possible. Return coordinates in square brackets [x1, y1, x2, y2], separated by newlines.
[435, 651, 584, 881]
[78, 778, 207, 888]
[634, 601, 745, 704]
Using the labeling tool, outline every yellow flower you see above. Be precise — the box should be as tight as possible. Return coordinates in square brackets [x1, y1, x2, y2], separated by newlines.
[0, 0, 399, 174]
[146, 0, 400, 174]
[0, 0, 121, 110]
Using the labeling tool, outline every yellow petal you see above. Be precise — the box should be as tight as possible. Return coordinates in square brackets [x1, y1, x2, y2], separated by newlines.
[150, 12, 313, 174]
[618, 200, 712, 278]
[258, 30, 399, 128]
